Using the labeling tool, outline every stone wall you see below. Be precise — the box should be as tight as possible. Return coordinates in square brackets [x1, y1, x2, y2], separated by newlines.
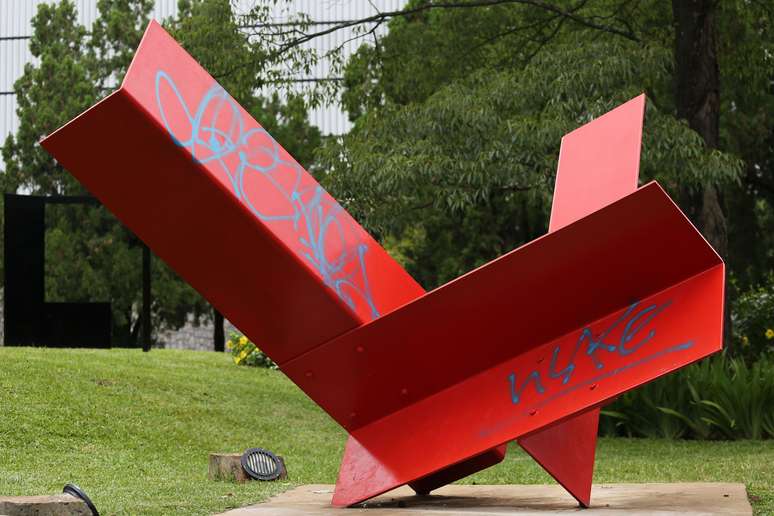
[157, 314, 238, 351]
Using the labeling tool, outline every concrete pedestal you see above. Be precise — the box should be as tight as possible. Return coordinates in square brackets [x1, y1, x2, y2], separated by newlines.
[217, 482, 751, 515]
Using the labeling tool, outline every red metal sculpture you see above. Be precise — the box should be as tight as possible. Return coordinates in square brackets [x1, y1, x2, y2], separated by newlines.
[42, 21, 724, 508]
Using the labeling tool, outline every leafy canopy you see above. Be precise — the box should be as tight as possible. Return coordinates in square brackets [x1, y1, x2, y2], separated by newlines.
[320, 4, 742, 288]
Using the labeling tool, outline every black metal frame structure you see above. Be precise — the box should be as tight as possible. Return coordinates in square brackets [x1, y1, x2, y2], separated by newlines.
[3, 194, 112, 348]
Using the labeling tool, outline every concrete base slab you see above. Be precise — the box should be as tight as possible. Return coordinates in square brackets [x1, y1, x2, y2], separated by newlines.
[217, 483, 751, 515]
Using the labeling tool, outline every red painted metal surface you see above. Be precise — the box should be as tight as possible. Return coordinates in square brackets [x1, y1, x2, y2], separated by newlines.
[408, 444, 508, 495]
[330, 259, 723, 505]
[41, 21, 724, 509]
[518, 95, 646, 507]
[397, 96, 647, 503]
[295, 181, 724, 505]
[42, 21, 424, 366]
[519, 408, 599, 506]
[549, 96, 644, 232]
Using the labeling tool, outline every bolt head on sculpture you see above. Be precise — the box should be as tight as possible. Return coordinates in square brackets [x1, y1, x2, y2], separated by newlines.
[42, 21, 724, 508]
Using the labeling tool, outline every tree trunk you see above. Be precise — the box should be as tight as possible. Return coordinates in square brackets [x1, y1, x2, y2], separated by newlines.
[672, 0, 726, 255]
[672, 0, 731, 346]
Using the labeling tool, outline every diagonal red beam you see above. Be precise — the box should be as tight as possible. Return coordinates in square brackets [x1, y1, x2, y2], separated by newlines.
[41, 21, 424, 367]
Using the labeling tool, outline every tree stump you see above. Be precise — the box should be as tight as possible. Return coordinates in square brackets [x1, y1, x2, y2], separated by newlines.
[208, 453, 287, 482]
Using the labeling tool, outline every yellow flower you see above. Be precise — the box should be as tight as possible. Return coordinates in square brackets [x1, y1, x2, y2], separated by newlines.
[742, 335, 750, 347]
[239, 336, 248, 345]
[765, 328, 774, 340]
[236, 350, 248, 363]
[226, 340, 233, 350]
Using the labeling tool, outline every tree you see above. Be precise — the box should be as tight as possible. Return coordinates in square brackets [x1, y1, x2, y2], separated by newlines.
[314, 0, 774, 355]
[258, 0, 769, 283]
[673, 1, 726, 257]
[2, 0, 322, 347]
[717, 1, 774, 290]
[319, 30, 741, 287]
[89, 0, 156, 87]
[1, 0, 96, 196]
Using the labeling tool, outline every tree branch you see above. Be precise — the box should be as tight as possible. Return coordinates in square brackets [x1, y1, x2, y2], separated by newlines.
[267, 0, 639, 55]
[221, 0, 640, 80]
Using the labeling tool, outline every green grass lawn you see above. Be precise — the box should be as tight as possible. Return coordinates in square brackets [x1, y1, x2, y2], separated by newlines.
[0, 348, 771, 515]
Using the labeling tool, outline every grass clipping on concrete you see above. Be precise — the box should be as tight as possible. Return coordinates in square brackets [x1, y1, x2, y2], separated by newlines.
[0, 348, 772, 515]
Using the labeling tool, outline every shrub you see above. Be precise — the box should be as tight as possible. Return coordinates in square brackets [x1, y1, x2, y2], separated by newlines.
[732, 274, 774, 363]
[226, 332, 278, 369]
[600, 353, 774, 440]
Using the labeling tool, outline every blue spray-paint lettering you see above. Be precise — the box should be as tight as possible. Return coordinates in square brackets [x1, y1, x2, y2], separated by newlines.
[154, 70, 379, 319]
[508, 371, 546, 404]
[548, 336, 579, 384]
[507, 299, 690, 405]
[619, 301, 670, 356]
[548, 302, 638, 384]
[584, 328, 619, 369]
[585, 302, 637, 368]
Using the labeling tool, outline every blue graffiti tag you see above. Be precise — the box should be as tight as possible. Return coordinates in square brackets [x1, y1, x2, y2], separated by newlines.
[507, 300, 692, 405]
[154, 70, 379, 319]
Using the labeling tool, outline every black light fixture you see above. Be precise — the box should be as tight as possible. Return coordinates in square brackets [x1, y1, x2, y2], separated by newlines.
[63, 484, 99, 516]
[241, 448, 283, 481]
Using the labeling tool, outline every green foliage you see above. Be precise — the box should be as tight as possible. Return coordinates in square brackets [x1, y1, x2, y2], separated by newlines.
[2, 0, 322, 346]
[601, 353, 774, 440]
[89, 0, 155, 85]
[717, 1, 774, 292]
[321, 32, 741, 288]
[326, 0, 774, 365]
[226, 332, 277, 369]
[732, 274, 774, 363]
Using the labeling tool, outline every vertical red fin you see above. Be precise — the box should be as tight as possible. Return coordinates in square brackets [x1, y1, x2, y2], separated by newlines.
[518, 408, 600, 506]
[522, 94, 646, 506]
[549, 94, 645, 232]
